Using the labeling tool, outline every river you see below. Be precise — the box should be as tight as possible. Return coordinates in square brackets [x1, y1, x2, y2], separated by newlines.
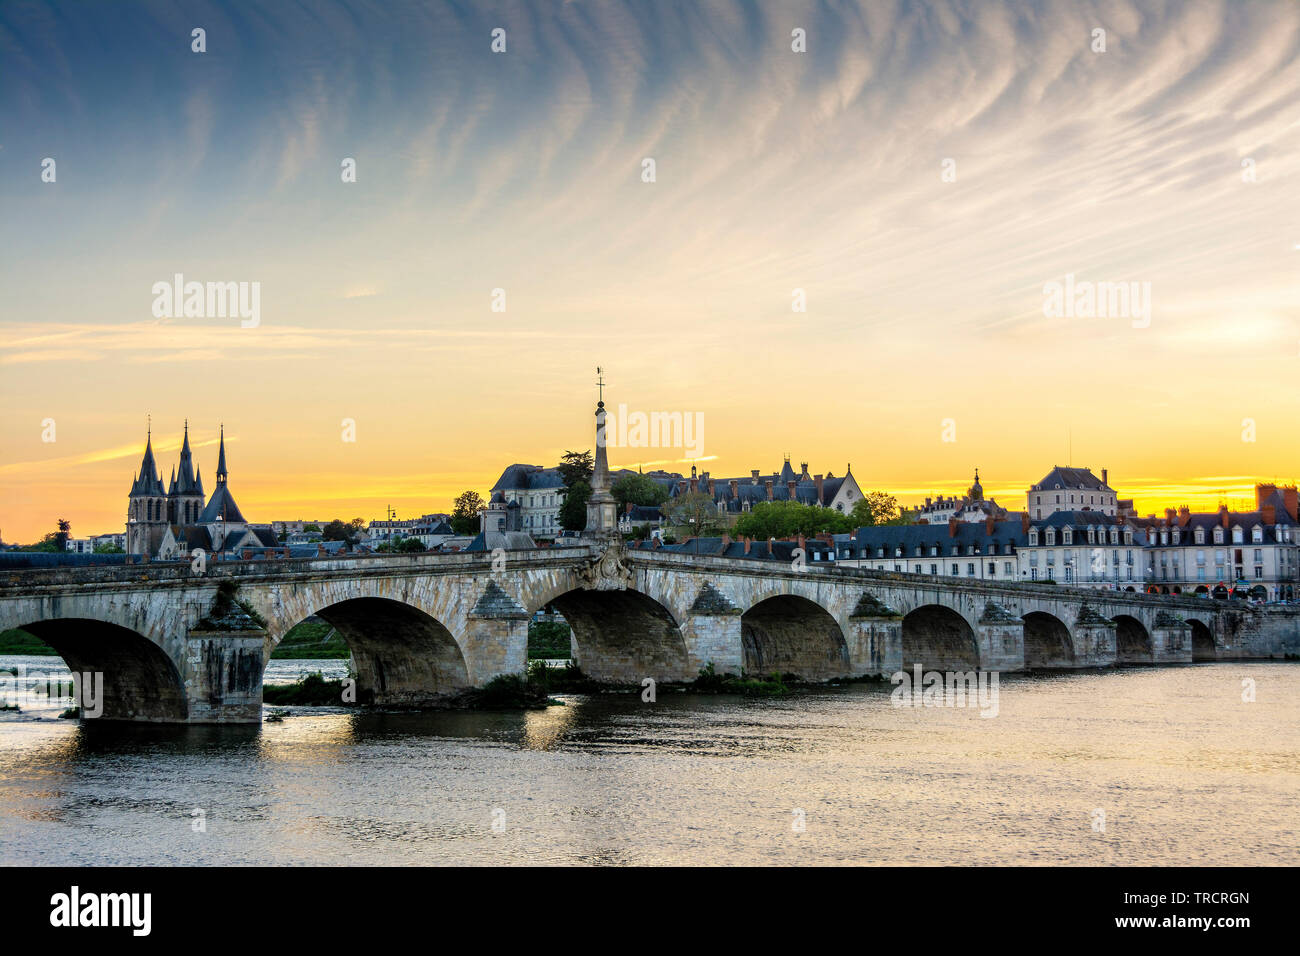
[1, 655, 1296, 865]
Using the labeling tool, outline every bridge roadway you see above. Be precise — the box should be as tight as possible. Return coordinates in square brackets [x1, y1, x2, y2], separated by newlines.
[1, 542, 1296, 722]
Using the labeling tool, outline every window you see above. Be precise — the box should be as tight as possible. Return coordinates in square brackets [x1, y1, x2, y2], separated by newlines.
[930, 564, 938, 575]
[1062, 529, 1073, 545]
[1195, 528, 1204, 544]
[1004, 561, 1013, 575]
[1045, 530, 1056, 546]
[1232, 527, 1243, 544]
[951, 563, 959, 575]
[1254, 549, 1263, 562]
[1214, 527, 1224, 544]
[967, 563, 975, 576]
[1029, 531, 1038, 546]
[988, 561, 996, 575]
[1252, 527, 1263, 543]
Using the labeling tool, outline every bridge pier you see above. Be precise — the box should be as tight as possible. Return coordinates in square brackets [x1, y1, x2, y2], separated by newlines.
[463, 582, 530, 684]
[1152, 612, 1194, 664]
[1071, 606, 1118, 667]
[683, 584, 743, 676]
[848, 593, 903, 676]
[977, 603, 1025, 672]
[183, 627, 266, 722]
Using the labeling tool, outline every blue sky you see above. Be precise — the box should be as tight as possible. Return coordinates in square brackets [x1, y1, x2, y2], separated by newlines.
[2, 0, 1298, 539]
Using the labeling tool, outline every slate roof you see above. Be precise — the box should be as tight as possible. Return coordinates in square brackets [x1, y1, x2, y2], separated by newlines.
[490, 464, 566, 492]
[199, 482, 246, 523]
[129, 435, 167, 497]
[1031, 466, 1111, 492]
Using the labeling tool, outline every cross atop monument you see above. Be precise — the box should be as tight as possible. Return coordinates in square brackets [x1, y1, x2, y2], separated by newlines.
[596, 366, 606, 407]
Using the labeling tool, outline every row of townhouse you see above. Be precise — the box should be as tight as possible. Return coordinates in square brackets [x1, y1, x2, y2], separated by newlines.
[821, 485, 1299, 600]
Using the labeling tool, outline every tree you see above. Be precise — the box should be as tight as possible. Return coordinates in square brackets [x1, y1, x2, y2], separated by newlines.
[322, 519, 360, 545]
[303, 524, 321, 533]
[733, 501, 853, 539]
[92, 542, 124, 554]
[54, 518, 71, 552]
[662, 490, 724, 536]
[451, 490, 484, 535]
[394, 537, 426, 553]
[850, 492, 907, 526]
[611, 473, 668, 513]
[557, 450, 593, 488]
[558, 480, 591, 531]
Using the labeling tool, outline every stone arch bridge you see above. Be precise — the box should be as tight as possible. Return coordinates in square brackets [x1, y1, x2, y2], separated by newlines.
[1, 544, 1295, 723]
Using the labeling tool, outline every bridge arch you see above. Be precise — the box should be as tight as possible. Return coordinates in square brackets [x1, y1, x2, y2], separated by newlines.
[1114, 614, 1152, 663]
[18, 618, 189, 721]
[739, 594, 850, 680]
[901, 604, 979, 671]
[1021, 611, 1074, 668]
[1189, 619, 1216, 661]
[278, 597, 470, 705]
[542, 586, 692, 683]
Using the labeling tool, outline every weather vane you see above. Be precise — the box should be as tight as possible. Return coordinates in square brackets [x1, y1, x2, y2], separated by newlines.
[596, 366, 606, 404]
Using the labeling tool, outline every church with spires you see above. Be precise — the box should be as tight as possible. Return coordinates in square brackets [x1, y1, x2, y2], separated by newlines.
[125, 423, 277, 559]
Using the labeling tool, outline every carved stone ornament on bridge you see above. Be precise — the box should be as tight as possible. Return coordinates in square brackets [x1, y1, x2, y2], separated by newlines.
[1154, 611, 1191, 629]
[578, 541, 635, 591]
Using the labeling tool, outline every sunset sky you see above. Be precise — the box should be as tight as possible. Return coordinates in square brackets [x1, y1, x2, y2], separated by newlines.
[2, 0, 1298, 544]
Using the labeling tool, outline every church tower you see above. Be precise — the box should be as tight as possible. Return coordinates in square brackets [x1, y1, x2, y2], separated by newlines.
[583, 369, 618, 538]
[126, 422, 169, 556]
[168, 421, 205, 526]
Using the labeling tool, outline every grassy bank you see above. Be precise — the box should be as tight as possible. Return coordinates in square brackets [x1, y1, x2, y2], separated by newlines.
[527, 620, 572, 660]
[0, 628, 58, 656]
[270, 616, 351, 659]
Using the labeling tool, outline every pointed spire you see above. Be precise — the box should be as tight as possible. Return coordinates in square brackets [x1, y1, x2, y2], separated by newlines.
[216, 424, 228, 483]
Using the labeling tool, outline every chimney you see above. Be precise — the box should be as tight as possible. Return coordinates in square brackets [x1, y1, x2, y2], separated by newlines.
[1256, 483, 1277, 509]
[1219, 505, 1230, 528]
[800, 462, 809, 480]
[708, 478, 716, 495]
[1262, 504, 1276, 525]
[767, 536, 776, 553]
[797, 532, 806, 552]
[677, 480, 688, 494]
[1020, 512, 1031, 534]
[787, 479, 797, 499]
[625, 502, 634, 514]
[721, 533, 731, 549]
[743, 536, 752, 555]
[815, 532, 833, 545]
[1284, 486, 1299, 522]
[1101, 468, 1108, 486]
[985, 515, 996, 535]
[765, 480, 774, 501]
[814, 474, 824, 503]
[729, 479, 739, 497]
[751, 469, 760, 484]
[1178, 505, 1190, 526]
[948, 517, 959, 538]
[1165, 508, 1176, 525]
[925, 497, 932, 507]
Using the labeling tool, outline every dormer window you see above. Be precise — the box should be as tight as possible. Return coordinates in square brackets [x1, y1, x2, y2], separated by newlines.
[1231, 527, 1243, 544]
[1029, 530, 1038, 546]
[1172, 530, 1180, 545]
[1062, 529, 1073, 545]
[1195, 528, 1204, 544]
[1251, 526, 1263, 543]
[1213, 527, 1223, 544]
[1045, 529, 1056, 546]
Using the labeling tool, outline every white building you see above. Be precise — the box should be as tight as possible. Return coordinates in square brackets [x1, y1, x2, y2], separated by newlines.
[1027, 466, 1118, 519]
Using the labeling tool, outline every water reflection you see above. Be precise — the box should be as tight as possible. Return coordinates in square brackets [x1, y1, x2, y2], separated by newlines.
[1, 662, 1297, 865]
